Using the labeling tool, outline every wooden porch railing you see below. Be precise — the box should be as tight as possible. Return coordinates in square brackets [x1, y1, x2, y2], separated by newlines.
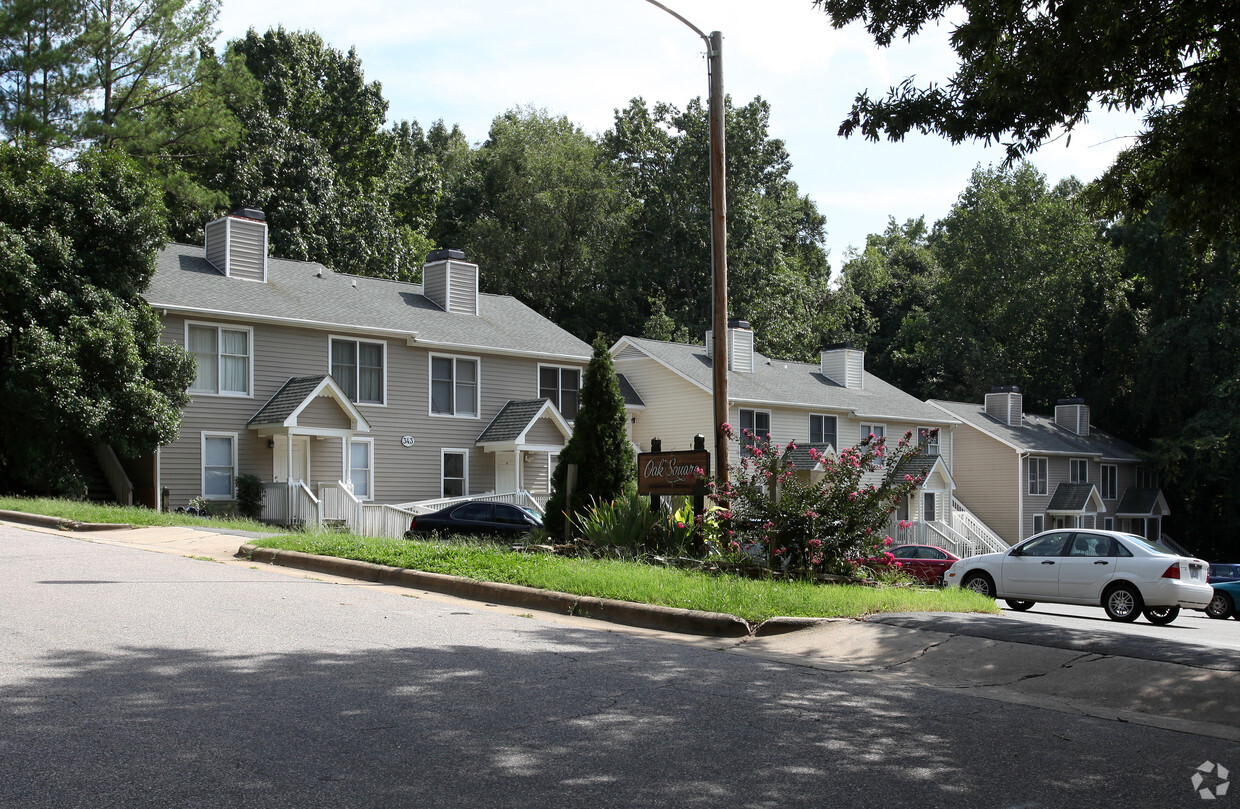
[94, 444, 133, 507]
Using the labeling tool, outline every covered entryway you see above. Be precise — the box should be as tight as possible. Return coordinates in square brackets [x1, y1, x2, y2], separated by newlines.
[476, 399, 572, 510]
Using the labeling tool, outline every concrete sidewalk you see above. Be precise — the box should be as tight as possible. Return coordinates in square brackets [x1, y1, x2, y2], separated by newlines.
[7, 516, 1238, 742]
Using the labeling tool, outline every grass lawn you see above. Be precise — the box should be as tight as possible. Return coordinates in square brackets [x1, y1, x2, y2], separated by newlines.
[0, 496, 282, 533]
[251, 531, 999, 624]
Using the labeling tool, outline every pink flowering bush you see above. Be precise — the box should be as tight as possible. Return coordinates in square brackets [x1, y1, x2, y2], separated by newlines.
[708, 428, 933, 575]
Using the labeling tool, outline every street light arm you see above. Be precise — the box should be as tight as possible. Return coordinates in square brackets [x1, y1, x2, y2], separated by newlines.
[642, 0, 712, 50]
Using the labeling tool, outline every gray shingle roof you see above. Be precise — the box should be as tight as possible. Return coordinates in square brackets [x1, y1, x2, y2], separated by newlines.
[248, 375, 329, 425]
[615, 337, 956, 423]
[477, 399, 551, 443]
[147, 243, 592, 361]
[784, 443, 834, 471]
[616, 373, 645, 407]
[1047, 482, 1099, 511]
[930, 399, 1143, 460]
[1117, 488, 1163, 516]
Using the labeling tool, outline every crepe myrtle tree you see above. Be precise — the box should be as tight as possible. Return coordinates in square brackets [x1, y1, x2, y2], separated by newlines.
[710, 425, 932, 574]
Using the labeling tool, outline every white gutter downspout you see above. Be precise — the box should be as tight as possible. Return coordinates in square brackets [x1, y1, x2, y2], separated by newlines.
[1017, 451, 1027, 541]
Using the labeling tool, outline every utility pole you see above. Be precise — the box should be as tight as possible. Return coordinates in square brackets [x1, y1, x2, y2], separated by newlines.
[643, 2, 730, 486]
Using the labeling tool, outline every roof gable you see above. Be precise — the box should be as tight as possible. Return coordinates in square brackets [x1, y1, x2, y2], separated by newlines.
[476, 399, 572, 448]
[248, 375, 370, 432]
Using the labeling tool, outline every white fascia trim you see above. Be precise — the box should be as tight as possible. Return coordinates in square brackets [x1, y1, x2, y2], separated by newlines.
[151, 302, 418, 342]
[611, 339, 712, 395]
[411, 335, 588, 363]
[285, 375, 371, 432]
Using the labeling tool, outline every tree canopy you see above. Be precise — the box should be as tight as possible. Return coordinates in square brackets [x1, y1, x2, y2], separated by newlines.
[813, 0, 1240, 240]
[0, 144, 194, 495]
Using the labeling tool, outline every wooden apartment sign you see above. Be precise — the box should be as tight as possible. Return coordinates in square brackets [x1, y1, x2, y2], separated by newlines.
[637, 450, 710, 496]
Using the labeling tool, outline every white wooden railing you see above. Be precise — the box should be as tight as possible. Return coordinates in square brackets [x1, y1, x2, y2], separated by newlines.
[320, 481, 363, 528]
[94, 444, 133, 507]
[261, 481, 320, 527]
[951, 498, 1008, 555]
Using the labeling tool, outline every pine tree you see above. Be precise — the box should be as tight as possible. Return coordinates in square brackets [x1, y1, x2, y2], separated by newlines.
[544, 337, 635, 536]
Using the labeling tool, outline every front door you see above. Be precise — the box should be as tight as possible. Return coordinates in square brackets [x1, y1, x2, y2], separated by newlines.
[274, 435, 311, 484]
[290, 436, 309, 483]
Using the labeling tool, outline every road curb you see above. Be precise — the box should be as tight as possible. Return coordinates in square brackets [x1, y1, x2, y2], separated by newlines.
[239, 544, 753, 637]
[0, 509, 132, 532]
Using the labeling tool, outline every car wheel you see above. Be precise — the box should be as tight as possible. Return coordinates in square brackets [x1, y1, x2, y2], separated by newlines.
[1103, 583, 1143, 622]
[962, 572, 996, 598]
[1005, 599, 1036, 611]
[1206, 591, 1235, 620]
[1142, 606, 1180, 625]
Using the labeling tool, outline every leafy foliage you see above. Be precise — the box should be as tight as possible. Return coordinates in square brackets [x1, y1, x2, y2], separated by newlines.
[812, 0, 1240, 241]
[712, 425, 930, 575]
[0, 144, 194, 495]
[544, 337, 636, 536]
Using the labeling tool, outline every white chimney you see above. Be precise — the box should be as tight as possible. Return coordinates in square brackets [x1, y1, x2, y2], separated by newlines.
[1055, 398, 1090, 436]
[204, 207, 268, 282]
[422, 249, 478, 316]
[820, 344, 865, 390]
[705, 319, 754, 373]
[984, 386, 1023, 427]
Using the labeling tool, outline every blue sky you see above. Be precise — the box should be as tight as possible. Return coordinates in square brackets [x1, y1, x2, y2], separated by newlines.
[216, 0, 1145, 273]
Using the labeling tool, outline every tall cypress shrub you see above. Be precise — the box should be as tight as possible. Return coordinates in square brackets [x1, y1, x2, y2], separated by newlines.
[544, 337, 636, 536]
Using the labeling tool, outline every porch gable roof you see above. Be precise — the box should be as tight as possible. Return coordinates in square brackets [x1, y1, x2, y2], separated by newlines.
[247, 374, 370, 433]
[1116, 487, 1170, 518]
[1046, 482, 1104, 514]
[476, 399, 571, 449]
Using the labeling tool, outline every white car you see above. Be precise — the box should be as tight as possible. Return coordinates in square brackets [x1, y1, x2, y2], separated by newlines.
[944, 529, 1212, 625]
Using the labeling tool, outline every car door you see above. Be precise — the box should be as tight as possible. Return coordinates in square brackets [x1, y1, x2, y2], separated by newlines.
[453, 502, 495, 534]
[1056, 532, 1117, 601]
[915, 546, 955, 584]
[1000, 532, 1071, 598]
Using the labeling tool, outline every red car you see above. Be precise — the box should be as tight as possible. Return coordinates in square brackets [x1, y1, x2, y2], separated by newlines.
[887, 544, 960, 585]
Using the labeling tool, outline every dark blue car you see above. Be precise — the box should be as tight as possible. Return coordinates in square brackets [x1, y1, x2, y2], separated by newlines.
[1208, 563, 1240, 583]
[406, 500, 543, 539]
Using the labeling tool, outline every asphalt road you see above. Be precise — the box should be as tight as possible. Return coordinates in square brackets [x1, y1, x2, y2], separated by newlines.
[2, 525, 1237, 809]
[997, 600, 1240, 651]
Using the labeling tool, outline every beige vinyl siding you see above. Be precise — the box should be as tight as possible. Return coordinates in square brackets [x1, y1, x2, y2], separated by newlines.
[948, 423, 1020, 544]
[614, 356, 712, 452]
[298, 396, 352, 429]
[448, 262, 477, 315]
[522, 452, 551, 493]
[226, 218, 266, 281]
[526, 418, 565, 446]
[204, 219, 227, 273]
[158, 313, 585, 508]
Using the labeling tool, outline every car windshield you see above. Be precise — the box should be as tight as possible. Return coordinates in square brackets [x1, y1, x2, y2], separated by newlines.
[1122, 534, 1176, 556]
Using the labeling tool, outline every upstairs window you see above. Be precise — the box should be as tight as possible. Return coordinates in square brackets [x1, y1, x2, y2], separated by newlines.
[860, 423, 886, 441]
[739, 409, 770, 447]
[331, 338, 384, 404]
[810, 414, 837, 447]
[188, 323, 250, 396]
[1070, 458, 1089, 483]
[1136, 467, 1159, 489]
[431, 356, 478, 417]
[539, 366, 581, 419]
[1101, 464, 1118, 500]
[1028, 457, 1048, 495]
[917, 426, 940, 456]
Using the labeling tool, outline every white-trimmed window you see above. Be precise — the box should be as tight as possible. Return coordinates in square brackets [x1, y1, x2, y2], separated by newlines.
[917, 426, 940, 455]
[860, 423, 886, 441]
[1032, 514, 1045, 534]
[1070, 458, 1089, 483]
[1028, 457, 1048, 495]
[1101, 464, 1118, 500]
[188, 323, 251, 396]
[539, 365, 581, 419]
[201, 432, 237, 500]
[348, 439, 373, 500]
[430, 355, 478, 417]
[330, 337, 385, 405]
[1104, 517, 1115, 531]
[1137, 467, 1159, 489]
[739, 408, 770, 447]
[810, 414, 837, 447]
[442, 450, 468, 497]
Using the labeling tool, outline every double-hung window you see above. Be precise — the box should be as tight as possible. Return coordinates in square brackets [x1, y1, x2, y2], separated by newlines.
[431, 356, 478, 417]
[188, 323, 251, 396]
[1101, 464, 1118, 500]
[860, 423, 886, 441]
[1070, 458, 1089, 483]
[330, 338, 384, 404]
[810, 414, 837, 448]
[1028, 457, 1048, 495]
[1136, 467, 1159, 489]
[539, 366, 581, 419]
[348, 439, 373, 500]
[201, 433, 236, 499]
[917, 426, 940, 455]
[739, 409, 770, 447]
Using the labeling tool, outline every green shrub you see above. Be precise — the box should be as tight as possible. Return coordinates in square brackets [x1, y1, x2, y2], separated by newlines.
[575, 491, 662, 552]
[235, 474, 264, 520]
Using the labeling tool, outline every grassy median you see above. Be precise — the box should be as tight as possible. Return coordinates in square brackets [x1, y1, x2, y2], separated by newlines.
[250, 531, 998, 623]
[0, 496, 280, 533]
